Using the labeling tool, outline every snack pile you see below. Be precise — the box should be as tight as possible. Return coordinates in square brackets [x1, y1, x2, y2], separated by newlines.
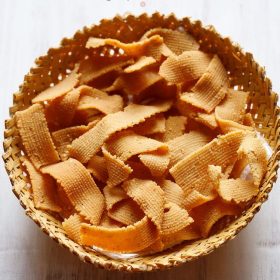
[16, 28, 268, 254]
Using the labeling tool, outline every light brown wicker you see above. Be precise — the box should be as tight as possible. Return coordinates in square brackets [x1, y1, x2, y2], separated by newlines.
[2, 13, 280, 272]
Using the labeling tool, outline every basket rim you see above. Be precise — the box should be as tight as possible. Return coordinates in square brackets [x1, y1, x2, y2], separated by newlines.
[2, 12, 280, 272]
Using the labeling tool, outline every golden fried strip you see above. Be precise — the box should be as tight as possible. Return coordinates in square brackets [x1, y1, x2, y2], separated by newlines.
[62, 214, 85, 242]
[68, 100, 172, 163]
[80, 216, 158, 252]
[87, 155, 108, 183]
[161, 116, 187, 142]
[23, 158, 61, 212]
[16, 104, 59, 169]
[32, 65, 80, 103]
[122, 178, 165, 230]
[41, 158, 105, 224]
[170, 131, 244, 194]
[124, 56, 157, 73]
[159, 51, 211, 84]
[103, 185, 128, 211]
[133, 114, 166, 135]
[86, 35, 164, 56]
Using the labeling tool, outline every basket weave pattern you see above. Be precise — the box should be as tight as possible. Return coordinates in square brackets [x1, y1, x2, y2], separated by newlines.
[2, 13, 280, 271]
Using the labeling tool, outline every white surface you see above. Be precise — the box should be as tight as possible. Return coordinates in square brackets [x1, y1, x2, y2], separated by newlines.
[0, 0, 279, 279]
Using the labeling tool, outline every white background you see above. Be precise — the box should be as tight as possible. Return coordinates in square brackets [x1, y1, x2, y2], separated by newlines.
[0, 0, 280, 279]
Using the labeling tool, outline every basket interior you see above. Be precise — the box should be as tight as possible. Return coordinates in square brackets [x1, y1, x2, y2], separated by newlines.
[3, 13, 280, 271]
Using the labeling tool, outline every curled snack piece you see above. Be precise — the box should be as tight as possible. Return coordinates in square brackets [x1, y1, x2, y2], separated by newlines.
[168, 130, 211, 166]
[16, 104, 59, 169]
[122, 178, 165, 230]
[41, 158, 105, 224]
[124, 56, 157, 73]
[237, 133, 268, 186]
[105, 70, 163, 96]
[108, 199, 144, 226]
[170, 131, 244, 194]
[62, 214, 85, 242]
[162, 116, 187, 142]
[45, 88, 80, 129]
[217, 178, 258, 203]
[181, 55, 229, 113]
[159, 180, 185, 208]
[77, 92, 123, 115]
[139, 151, 170, 177]
[133, 114, 166, 135]
[105, 130, 168, 162]
[80, 216, 159, 252]
[195, 112, 218, 130]
[159, 51, 211, 84]
[79, 57, 134, 84]
[68, 100, 172, 163]
[142, 28, 199, 55]
[86, 35, 164, 56]
[32, 65, 80, 103]
[191, 199, 240, 237]
[103, 185, 128, 211]
[87, 155, 108, 183]
[161, 202, 193, 235]
[102, 147, 132, 187]
[23, 158, 61, 212]
[184, 190, 215, 211]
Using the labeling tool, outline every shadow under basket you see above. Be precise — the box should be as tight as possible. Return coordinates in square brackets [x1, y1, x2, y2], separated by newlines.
[2, 13, 280, 272]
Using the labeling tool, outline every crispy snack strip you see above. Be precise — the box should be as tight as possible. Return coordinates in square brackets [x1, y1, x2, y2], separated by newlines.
[87, 155, 108, 183]
[23, 158, 61, 212]
[159, 51, 212, 84]
[237, 133, 268, 186]
[32, 65, 80, 103]
[159, 179, 185, 208]
[161, 202, 193, 235]
[133, 114, 166, 135]
[195, 112, 218, 129]
[41, 158, 105, 224]
[142, 28, 199, 55]
[100, 211, 123, 228]
[108, 199, 144, 226]
[68, 100, 172, 163]
[184, 190, 215, 211]
[86, 35, 164, 56]
[102, 147, 132, 187]
[122, 178, 165, 230]
[62, 214, 85, 242]
[139, 151, 170, 177]
[217, 178, 258, 203]
[52, 122, 98, 161]
[78, 58, 134, 84]
[162, 116, 187, 142]
[105, 130, 168, 162]
[16, 104, 59, 168]
[77, 93, 123, 115]
[124, 56, 157, 73]
[191, 199, 240, 237]
[170, 131, 244, 194]
[45, 88, 80, 129]
[168, 131, 211, 166]
[80, 216, 158, 252]
[105, 70, 163, 95]
[181, 55, 229, 113]
[103, 185, 128, 211]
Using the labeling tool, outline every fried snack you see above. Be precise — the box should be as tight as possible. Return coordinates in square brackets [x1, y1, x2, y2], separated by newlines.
[105, 130, 167, 161]
[122, 178, 165, 230]
[18, 27, 269, 255]
[87, 155, 108, 183]
[168, 130, 211, 166]
[142, 28, 199, 55]
[23, 158, 61, 212]
[159, 51, 211, 84]
[181, 55, 229, 113]
[68, 100, 172, 163]
[86, 35, 163, 56]
[41, 158, 105, 224]
[80, 216, 158, 252]
[16, 103, 59, 168]
[161, 116, 187, 142]
[170, 131, 244, 194]
[32, 65, 80, 103]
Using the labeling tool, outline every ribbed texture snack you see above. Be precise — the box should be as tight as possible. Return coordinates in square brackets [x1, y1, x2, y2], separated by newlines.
[3, 14, 278, 272]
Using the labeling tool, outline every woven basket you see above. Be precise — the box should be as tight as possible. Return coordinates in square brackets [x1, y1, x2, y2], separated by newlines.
[2, 13, 280, 272]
